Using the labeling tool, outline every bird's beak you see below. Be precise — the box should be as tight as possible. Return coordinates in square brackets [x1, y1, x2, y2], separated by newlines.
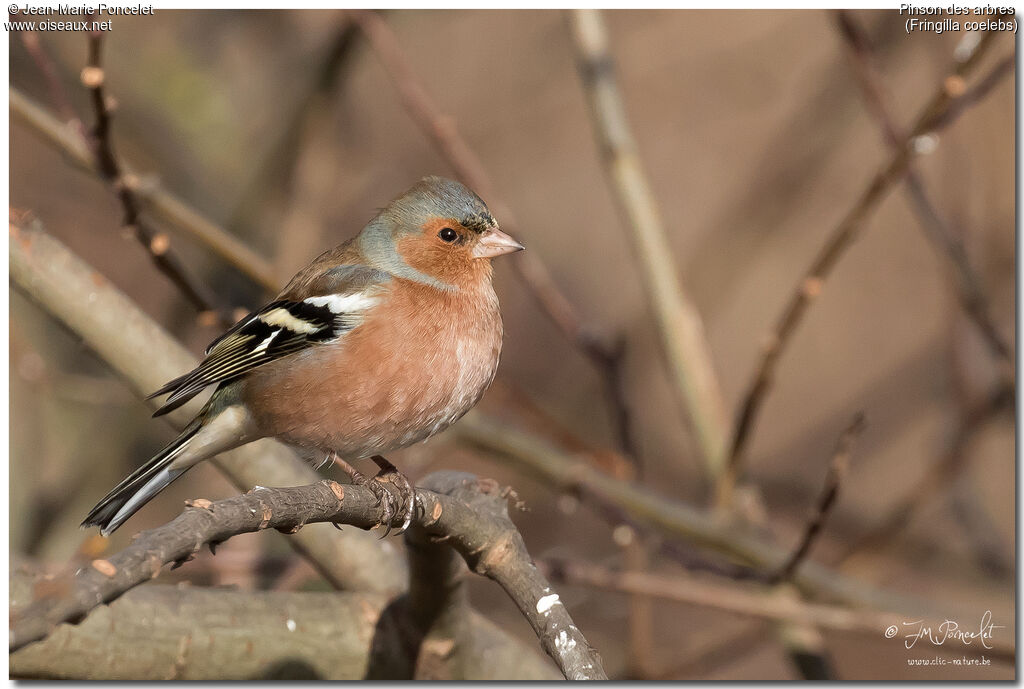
[473, 227, 525, 259]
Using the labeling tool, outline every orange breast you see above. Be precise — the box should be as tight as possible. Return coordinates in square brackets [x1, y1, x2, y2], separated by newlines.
[241, 279, 502, 459]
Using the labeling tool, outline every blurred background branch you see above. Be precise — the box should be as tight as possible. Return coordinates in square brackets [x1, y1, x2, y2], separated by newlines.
[720, 28, 1010, 506]
[833, 11, 1011, 369]
[567, 8, 729, 482]
[81, 27, 231, 325]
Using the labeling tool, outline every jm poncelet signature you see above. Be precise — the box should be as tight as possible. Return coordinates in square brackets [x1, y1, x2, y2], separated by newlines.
[884, 610, 1003, 650]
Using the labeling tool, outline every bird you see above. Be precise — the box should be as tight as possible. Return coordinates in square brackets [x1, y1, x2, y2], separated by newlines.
[83, 176, 523, 537]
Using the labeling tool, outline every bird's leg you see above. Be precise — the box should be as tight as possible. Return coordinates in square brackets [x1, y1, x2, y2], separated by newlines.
[329, 453, 397, 536]
[370, 455, 418, 536]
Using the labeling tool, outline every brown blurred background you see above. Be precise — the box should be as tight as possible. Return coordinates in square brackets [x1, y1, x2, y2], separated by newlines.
[9, 9, 1015, 680]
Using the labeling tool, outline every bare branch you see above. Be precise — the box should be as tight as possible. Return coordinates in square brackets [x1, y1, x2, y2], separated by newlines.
[566, 9, 729, 479]
[10, 213, 405, 595]
[834, 11, 1011, 364]
[721, 30, 1006, 504]
[772, 414, 866, 584]
[9, 87, 282, 292]
[927, 52, 1014, 132]
[80, 28, 231, 325]
[10, 473, 606, 680]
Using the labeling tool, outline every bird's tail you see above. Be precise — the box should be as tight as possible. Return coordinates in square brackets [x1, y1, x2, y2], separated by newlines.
[82, 416, 204, 536]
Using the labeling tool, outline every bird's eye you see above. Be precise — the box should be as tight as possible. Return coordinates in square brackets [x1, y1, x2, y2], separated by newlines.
[438, 227, 458, 243]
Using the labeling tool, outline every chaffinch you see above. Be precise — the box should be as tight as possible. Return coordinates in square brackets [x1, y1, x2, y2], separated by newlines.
[83, 176, 523, 536]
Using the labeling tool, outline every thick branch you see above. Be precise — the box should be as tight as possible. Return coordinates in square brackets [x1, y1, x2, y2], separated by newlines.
[415, 472, 606, 679]
[721, 30, 1006, 503]
[9, 566, 559, 680]
[10, 474, 606, 680]
[9, 214, 405, 594]
[567, 9, 729, 479]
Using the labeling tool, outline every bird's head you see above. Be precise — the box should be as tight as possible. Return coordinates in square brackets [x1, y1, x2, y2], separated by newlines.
[357, 176, 523, 290]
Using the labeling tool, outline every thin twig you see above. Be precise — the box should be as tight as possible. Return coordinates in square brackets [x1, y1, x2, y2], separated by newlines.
[772, 413, 865, 583]
[928, 52, 1015, 131]
[9, 87, 282, 293]
[720, 30, 1005, 505]
[80, 28, 231, 325]
[567, 9, 729, 480]
[10, 473, 607, 680]
[834, 11, 1011, 364]
[350, 10, 639, 475]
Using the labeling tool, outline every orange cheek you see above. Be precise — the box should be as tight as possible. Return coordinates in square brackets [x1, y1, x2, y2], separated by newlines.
[396, 234, 473, 283]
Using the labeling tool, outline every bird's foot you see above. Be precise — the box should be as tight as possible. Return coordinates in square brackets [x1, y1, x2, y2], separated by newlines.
[370, 455, 418, 537]
[328, 453, 416, 537]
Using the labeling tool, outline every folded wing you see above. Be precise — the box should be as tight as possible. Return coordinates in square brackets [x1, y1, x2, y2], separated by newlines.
[149, 264, 388, 416]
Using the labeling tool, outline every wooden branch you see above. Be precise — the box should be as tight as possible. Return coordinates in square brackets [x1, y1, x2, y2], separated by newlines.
[80, 29, 230, 325]
[10, 213, 406, 595]
[720, 29, 1006, 505]
[9, 86, 281, 292]
[772, 414, 865, 583]
[10, 565, 560, 680]
[834, 11, 1011, 364]
[567, 9, 729, 480]
[538, 559, 1014, 662]
[10, 473, 606, 680]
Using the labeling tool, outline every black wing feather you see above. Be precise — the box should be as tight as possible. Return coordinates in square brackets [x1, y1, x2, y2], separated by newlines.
[149, 299, 349, 417]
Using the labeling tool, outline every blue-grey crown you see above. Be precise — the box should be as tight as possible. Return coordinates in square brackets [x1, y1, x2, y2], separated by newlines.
[386, 176, 497, 234]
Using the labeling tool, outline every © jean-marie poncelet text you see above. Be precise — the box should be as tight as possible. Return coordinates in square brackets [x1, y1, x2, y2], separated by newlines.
[10, 4, 153, 15]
